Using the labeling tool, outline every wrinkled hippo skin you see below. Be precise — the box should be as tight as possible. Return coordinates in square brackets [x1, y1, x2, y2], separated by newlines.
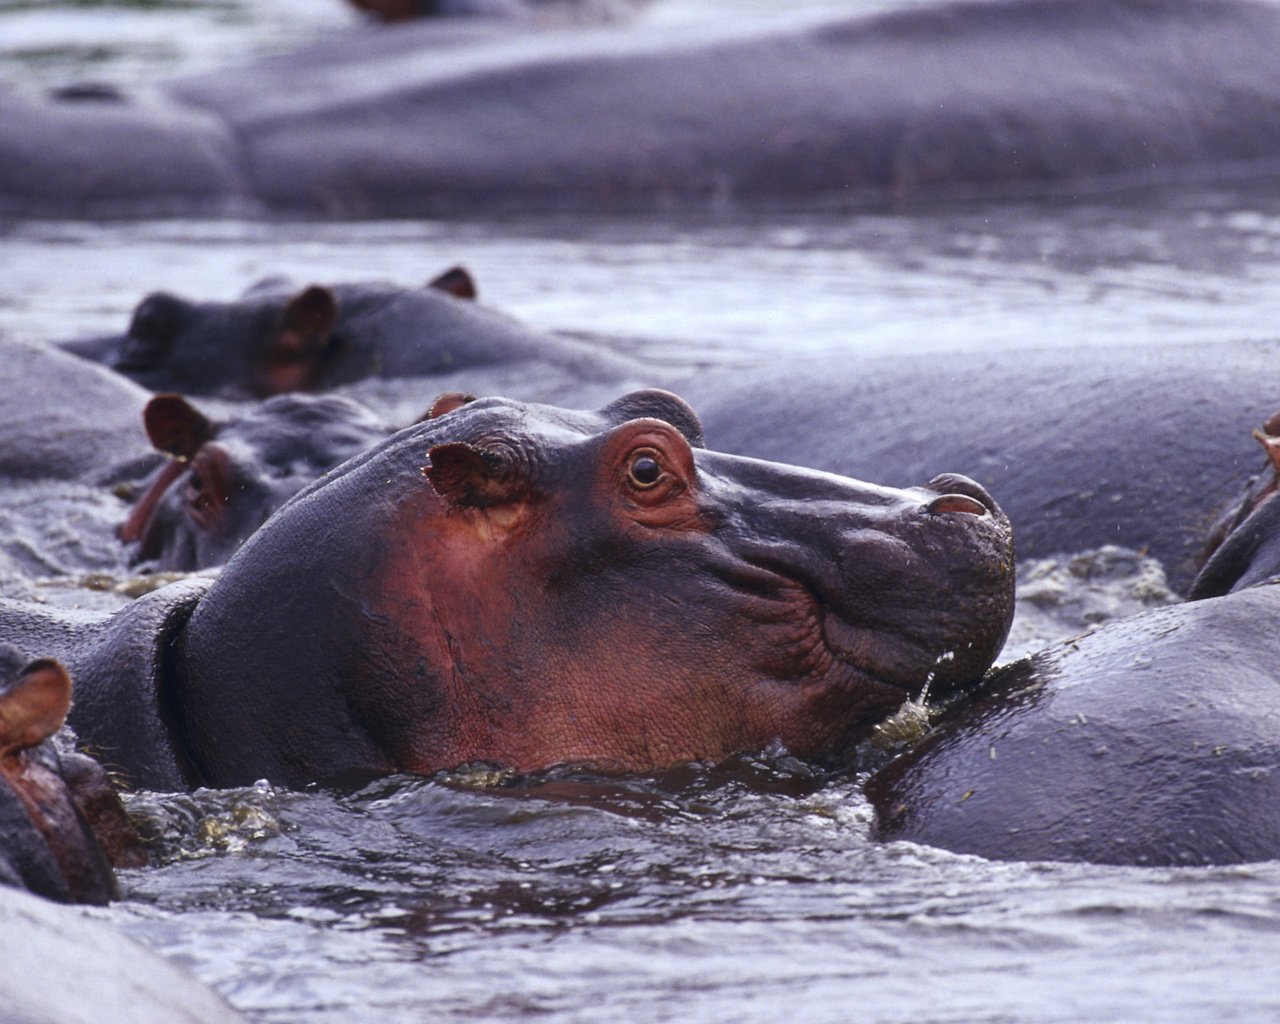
[6, 391, 1014, 790]
[122, 392, 395, 571]
[1188, 412, 1280, 599]
[7, 0, 1280, 216]
[60, 271, 634, 399]
[0, 884, 248, 1024]
[0, 645, 142, 904]
[685, 340, 1280, 593]
[866, 581, 1280, 866]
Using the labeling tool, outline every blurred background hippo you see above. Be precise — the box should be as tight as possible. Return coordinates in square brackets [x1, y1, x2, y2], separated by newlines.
[59, 267, 637, 401]
[0, 645, 142, 905]
[1, 390, 1015, 791]
[686, 340, 1280, 593]
[121, 391, 396, 571]
[7, 0, 1280, 216]
[864, 409, 1280, 867]
[0, 336, 160, 594]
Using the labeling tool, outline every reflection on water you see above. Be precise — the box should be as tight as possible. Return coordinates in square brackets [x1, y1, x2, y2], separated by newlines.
[5, 189, 1280, 366]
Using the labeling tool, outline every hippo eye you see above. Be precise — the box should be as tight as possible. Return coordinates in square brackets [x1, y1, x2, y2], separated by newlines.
[627, 450, 663, 489]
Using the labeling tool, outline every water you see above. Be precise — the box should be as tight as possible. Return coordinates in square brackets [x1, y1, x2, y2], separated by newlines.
[6, 1, 1280, 1021]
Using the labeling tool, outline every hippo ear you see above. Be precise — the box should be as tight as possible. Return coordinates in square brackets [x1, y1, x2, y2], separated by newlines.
[417, 392, 477, 423]
[427, 266, 477, 300]
[1254, 426, 1280, 476]
[257, 286, 340, 395]
[425, 443, 527, 509]
[0, 659, 71, 758]
[144, 393, 215, 459]
[278, 286, 339, 355]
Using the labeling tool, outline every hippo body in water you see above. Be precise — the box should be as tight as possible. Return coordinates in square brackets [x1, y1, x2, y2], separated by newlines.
[686, 340, 1280, 592]
[865, 412, 1280, 867]
[0, 646, 142, 904]
[61, 270, 634, 400]
[866, 582, 1280, 866]
[1, 391, 1015, 791]
[6, 0, 1280, 216]
[0, 337, 159, 588]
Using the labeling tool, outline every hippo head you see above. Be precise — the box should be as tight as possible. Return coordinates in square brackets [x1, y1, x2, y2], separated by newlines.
[1190, 412, 1280, 599]
[60, 266, 477, 398]
[0, 646, 142, 903]
[172, 390, 1015, 787]
[121, 392, 392, 570]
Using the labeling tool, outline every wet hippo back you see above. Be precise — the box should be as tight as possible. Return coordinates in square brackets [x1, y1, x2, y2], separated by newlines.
[684, 340, 1280, 592]
[867, 582, 1280, 866]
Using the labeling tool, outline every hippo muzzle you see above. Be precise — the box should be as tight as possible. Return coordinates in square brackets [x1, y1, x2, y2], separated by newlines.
[693, 454, 1014, 719]
[173, 390, 1016, 786]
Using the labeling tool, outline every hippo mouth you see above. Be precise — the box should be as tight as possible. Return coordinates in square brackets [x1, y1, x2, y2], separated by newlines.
[728, 471, 1013, 707]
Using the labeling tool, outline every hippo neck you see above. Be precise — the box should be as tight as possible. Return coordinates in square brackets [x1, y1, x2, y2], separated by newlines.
[56, 579, 214, 792]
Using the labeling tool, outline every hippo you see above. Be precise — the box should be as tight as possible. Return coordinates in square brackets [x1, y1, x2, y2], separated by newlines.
[863, 410, 1280, 867]
[0, 645, 143, 904]
[0, 885, 250, 1024]
[122, 391, 395, 571]
[7, 0, 1280, 216]
[0, 390, 1014, 791]
[0, 336, 154, 485]
[865, 579, 1280, 866]
[1188, 412, 1280, 599]
[0, 336, 161, 590]
[59, 269, 635, 400]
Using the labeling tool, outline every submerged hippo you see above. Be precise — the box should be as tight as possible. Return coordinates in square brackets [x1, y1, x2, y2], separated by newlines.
[865, 412, 1280, 867]
[866, 580, 1280, 866]
[7, 0, 1280, 216]
[1, 390, 1014, 790]
[122, 392, 394, 570]
[60, 268, 631, 399]
[0, 645, 142, 903]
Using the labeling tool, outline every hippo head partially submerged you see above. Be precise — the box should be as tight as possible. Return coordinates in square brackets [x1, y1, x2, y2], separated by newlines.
[169, 389, 1015, 787]
[121, 391, 392, 570]
[0, 646, 142, 903]
[1190, 411, 1280, 599]
[59, 267, 483, 399]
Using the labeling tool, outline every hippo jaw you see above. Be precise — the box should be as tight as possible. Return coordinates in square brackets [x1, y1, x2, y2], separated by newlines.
[174, 391, 1015, 786]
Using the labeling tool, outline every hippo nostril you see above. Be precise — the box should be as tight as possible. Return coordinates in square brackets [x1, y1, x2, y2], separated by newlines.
[926, 473, 998, 513]
[925, 494, 988, 517]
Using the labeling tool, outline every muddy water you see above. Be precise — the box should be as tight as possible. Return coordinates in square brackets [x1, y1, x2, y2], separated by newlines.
[5, 1, 1280, 1021]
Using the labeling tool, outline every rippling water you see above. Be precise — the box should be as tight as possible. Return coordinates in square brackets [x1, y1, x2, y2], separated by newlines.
[6, 1, 1280, 1021]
